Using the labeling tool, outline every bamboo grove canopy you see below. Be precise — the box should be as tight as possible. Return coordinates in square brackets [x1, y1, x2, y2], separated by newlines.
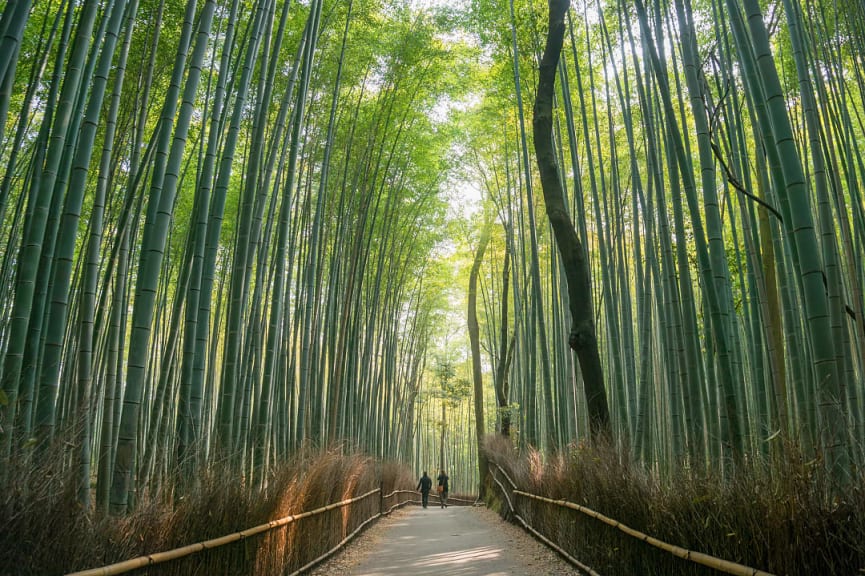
[1, 0, 865, 515]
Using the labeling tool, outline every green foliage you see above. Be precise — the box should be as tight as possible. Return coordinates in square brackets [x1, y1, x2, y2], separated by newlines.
[2, 0, 865, 557]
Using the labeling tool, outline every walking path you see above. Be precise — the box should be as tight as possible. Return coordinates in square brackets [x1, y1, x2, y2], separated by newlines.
[309, 505, 582, 576]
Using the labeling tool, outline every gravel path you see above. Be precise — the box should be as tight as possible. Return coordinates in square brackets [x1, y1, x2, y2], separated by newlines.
[307, 504, 582, 575]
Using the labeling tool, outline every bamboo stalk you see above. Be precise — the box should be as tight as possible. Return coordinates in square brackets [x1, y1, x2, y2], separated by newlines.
[66, 489, 381, 576]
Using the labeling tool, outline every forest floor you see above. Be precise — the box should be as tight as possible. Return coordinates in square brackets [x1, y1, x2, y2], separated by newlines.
[308, 503, 583, 575]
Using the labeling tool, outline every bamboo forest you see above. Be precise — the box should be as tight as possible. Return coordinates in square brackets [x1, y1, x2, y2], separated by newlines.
[3, 0, 865, 574]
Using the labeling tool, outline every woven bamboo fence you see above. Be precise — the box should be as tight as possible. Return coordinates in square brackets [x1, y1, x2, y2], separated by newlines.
[489, 463, 775, 576]
[66, 487, 417, 576]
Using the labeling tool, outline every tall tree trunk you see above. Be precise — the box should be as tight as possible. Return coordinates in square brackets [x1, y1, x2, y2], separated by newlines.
[468, 220, 491, 497]
[534, 0, 610, 439]
[494, 235, 513, 436]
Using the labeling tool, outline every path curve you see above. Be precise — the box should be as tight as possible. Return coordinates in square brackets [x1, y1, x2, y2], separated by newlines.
[309, 505, 582, 576]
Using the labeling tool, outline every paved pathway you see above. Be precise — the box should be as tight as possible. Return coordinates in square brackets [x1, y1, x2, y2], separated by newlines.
[348, 505, 578, 576]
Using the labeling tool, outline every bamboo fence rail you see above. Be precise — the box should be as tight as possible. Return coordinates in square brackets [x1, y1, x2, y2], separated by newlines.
[66, 488, 383, 576]
[490, 464, 600, 576]
[489, 463, 776, 576]
[285, 488, 417, 576]
[383, 489, 420, 514]
[444, 494, 479, 505]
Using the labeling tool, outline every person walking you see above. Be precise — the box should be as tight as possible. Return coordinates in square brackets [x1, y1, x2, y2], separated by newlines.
[417, 471, 432, 508]
[436, 469, 449, 508]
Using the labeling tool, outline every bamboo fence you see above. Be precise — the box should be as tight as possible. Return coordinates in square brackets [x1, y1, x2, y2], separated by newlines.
[66, 487, 417, 576]
[489, 463, 775, 576]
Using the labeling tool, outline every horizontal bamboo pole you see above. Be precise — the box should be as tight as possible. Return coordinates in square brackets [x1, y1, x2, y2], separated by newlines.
[286, 512, 382, 576]
[489, 466, 516, 515]
[445, 495, 478, 504]
[492, 463, 518, 489]
[397, 489, 477, 507]
[514, 490, 775, 576]
[292, 488, 422, 573]
[511, 511, 601, 576]
[66, 488, 381, 576]
[489, 464, 597, 573]
[383, 488, 417, 499]
[385, 497, 414, 515]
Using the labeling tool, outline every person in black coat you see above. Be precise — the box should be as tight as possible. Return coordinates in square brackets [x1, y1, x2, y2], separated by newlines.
[417, 471, 433, 508]
[436, 469, 449, 508]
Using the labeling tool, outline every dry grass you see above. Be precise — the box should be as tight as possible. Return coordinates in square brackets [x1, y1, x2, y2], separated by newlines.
[0, 444, 416, 576]
[484, 435, 865, 575]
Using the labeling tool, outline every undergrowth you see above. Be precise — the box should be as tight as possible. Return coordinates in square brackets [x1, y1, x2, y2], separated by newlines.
[484, 435, 865, 575]
[0, 443, 415, 576]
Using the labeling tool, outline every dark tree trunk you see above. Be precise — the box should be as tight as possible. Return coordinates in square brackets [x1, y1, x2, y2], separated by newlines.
[494, 237, 513, 437]
[469, 221, 492, 497]
[533, 0, 611, 438]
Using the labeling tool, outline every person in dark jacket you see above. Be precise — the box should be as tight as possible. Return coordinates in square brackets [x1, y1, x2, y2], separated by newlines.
[436, 469, 449, 508]
[417, 471, 433, 508]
